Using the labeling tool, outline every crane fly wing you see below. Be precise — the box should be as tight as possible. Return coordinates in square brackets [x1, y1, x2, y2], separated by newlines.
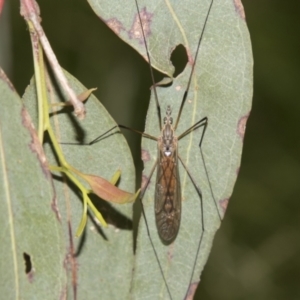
[155, 141, 181, 244]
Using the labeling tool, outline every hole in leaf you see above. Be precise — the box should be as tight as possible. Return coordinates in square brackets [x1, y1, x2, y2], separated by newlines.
[23, 252, 32, 274]
[170, 44, 188, 78]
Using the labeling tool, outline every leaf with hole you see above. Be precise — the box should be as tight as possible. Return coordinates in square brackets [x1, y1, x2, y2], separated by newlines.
[0, 69, 66, 299]
[23, 69, 136, 299]
[89, 0, 253, 299]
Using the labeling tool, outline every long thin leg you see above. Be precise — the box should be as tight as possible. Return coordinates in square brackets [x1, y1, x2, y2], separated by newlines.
[174, 0, 214, 130]
[178, 155, 205, 299]
[177, 116, 207, 141]
[118, 124, 157, 141]
[178, 116, 221, 219]
[138, 160, 174, 300]
[86, 124, 157, 146]
[88, 125, 120, 145]
[199, 145, 221, 220]
[178, 116, 222, 297]
[60, 125, 120, 146]
[134, 0, 162, 130]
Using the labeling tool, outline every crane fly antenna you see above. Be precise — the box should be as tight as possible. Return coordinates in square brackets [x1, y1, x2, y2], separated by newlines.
[174, 0, 214, 130]
[134, 0, 162, 130]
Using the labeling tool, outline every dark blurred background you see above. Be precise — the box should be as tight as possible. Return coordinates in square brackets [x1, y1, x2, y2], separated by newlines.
[1, 0, 300, 299]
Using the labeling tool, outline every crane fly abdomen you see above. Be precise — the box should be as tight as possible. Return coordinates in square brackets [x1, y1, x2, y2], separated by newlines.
[155, 153, 181, 243]
[155, 106, 181, 244]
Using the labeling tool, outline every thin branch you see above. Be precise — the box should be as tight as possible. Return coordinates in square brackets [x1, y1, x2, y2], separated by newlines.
[20, 0, 86, 119]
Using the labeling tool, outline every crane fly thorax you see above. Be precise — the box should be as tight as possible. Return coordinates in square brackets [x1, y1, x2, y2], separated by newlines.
[159, 106, 177, 158]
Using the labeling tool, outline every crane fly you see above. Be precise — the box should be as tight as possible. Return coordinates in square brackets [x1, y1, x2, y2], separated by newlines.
[134, 0, 216, 244]
[88, 0, 216, 245]
[129, 0, 221, 298]
[88, 0, 221, 299]
[141, 103, 209, 244]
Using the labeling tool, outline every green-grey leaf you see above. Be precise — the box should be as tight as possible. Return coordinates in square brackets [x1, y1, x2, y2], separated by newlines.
[0, 69, 66, 299]
[23, 70, 136, 299]
[89, 0, 253, 299]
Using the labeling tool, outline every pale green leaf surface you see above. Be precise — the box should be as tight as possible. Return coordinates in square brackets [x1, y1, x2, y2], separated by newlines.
[89, 0, 253, 299]
[23, 70, 136, 299]
[0, 69, 66, 299]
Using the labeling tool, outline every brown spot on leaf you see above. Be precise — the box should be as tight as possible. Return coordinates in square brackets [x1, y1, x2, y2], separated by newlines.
[184, 281, 199, 300]
[219, 198, 229, 213]
[105, 18, 125, 35]
[237, 114, 249, 140]
[128, 7, 153, 44]
[233, 0, 246, 20]
[186, 49, 194, 65]
[141, 149, 150, 162]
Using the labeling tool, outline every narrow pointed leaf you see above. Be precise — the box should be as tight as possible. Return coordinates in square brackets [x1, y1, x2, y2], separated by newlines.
[52, 88, 98, 107]
[82, 173, 138, 204]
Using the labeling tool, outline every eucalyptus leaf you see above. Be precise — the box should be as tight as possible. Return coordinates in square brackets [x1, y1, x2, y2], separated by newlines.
[89, 0, 253, 298]
[0, 69, 66, 299]
[23, 70, 136, 299]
